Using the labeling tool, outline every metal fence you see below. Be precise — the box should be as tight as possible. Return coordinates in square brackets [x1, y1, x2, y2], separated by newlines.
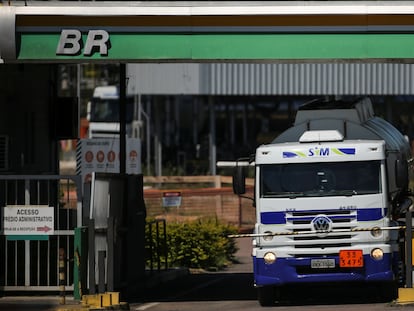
[146, 219, 168, 273]
[0, 175, 82, 291]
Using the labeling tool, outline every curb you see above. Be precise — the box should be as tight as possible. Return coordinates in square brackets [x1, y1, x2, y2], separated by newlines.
[56, 292, 129, 311]
[395, 288, 414, 305]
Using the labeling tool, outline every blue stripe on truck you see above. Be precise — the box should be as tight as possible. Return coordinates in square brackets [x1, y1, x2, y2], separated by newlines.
[261, 208, 383, 224]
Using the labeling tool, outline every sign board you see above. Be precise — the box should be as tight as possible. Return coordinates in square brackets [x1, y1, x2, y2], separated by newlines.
[2, 205, 54, 235]
[77, 138, 141, 183]
[4, 5, 414, 62]
[162, 192, 182, 208]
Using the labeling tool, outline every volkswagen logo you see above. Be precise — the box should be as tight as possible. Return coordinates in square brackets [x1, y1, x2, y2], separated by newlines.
[311, 215, 333, 237]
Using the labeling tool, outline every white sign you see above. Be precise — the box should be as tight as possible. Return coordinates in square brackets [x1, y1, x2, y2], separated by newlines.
[77, 138, 141, 183]
[2, 205, 54, 235]
[162, 192, 182, 208]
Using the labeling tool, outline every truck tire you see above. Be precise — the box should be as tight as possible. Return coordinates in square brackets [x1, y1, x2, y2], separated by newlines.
[257, 286, 275, 306]
[379, 281, 398, 302]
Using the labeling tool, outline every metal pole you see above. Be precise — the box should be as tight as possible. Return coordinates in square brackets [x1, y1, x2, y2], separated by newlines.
[59, 248, 66, 305]
[77, 64, 81, 138]
[119, 63, 126, 175]
[238, 196, 242, 227]
[406, 210, 413, 287]
[156, 221, 161, 272]
[88, 218, 96, 294]
[163, 220, 168, 270]
[107, 216, 114, 292]
[154, 99, 162, 176]
[243, 101, 248, 145]
[209, 96, 216, 175]
[98, 251, 106, 293]
[149, 222, 154, 272]
[139, 99, 151, 176]
[25, 180, 30, 287]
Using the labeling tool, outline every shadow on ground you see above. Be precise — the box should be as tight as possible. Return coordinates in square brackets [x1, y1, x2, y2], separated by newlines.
[276, 282, 396, 306]
[131, 272, 395, 306]
[137, 272, 256, 302]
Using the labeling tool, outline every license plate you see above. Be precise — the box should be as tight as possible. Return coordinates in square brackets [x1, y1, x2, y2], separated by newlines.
[339, 250, 363, 268]
[311, 258, 335, 269]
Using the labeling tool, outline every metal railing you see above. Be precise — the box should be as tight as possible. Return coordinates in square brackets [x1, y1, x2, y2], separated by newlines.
[146, 219, 167, 273]
[0, 175, 82, 291]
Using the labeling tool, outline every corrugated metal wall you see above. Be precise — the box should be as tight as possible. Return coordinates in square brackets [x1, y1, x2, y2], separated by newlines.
[128, 63, 414, 96]
[127, 63, 202, 95]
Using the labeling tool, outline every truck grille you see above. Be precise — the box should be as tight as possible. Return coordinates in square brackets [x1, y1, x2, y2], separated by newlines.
[286, 209, 356, 249]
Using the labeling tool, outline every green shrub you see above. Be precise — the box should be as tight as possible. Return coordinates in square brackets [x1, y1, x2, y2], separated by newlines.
[145, 219, 239, 270]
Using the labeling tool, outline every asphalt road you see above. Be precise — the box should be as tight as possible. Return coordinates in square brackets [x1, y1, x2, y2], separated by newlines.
[129, 237, 414, 311]
[2, 238, 414, 311]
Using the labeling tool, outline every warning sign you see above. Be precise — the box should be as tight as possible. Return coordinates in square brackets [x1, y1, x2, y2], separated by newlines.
[76, 138, 141, 183]
[162, 192, 182, 208]
[2, 205, 54, 235]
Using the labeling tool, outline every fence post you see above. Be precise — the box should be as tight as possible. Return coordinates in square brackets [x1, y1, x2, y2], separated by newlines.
[149, 221, 154, 273]
[74, 226, 88, 300]
[162, 219, 168, 270]
[59, 248, 66, 305]
[406, 210, 413, 287]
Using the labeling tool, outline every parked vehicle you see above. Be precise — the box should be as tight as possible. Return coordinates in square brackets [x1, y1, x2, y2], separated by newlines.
[87, 85, 137, 138]
[233, 97, 412, 306]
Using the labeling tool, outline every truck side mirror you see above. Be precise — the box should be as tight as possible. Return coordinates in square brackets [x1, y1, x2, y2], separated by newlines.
[233, 166, 246, 195]
[396, 198, 413, 215]
[396, 158, 408, 189]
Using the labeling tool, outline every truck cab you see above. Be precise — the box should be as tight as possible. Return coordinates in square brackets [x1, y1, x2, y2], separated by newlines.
[233, 97, 412, 306]
[87, 85, 135, 138]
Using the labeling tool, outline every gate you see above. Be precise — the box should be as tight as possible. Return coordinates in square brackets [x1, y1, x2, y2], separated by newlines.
[0, 175, 82, 291]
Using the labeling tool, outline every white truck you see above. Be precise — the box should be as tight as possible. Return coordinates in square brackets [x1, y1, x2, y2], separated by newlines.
[87, 85, 137, 138]
[232, 97, 412, 306]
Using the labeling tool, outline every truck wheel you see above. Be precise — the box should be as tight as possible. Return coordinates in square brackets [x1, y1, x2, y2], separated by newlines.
[379, 281, 398, 302]
[257, 286, 275, 306]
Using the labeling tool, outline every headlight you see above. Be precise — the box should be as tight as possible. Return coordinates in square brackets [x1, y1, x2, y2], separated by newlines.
[371, 248, 384, 261]
[264, 252, 277, 264]
[263, 231, 273, 241]
[370, 227, 382, 238]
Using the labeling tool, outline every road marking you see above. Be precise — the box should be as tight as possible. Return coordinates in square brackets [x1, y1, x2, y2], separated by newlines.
[134, 302, 160, 310]
[132, 276, 225, 310]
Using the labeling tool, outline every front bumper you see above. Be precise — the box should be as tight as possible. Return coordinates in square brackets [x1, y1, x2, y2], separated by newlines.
[254, 253, 394, 286]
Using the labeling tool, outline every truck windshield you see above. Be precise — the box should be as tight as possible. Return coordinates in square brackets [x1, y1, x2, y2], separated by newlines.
[90, 98, 134, 122]
[260, 160, 381, 198]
